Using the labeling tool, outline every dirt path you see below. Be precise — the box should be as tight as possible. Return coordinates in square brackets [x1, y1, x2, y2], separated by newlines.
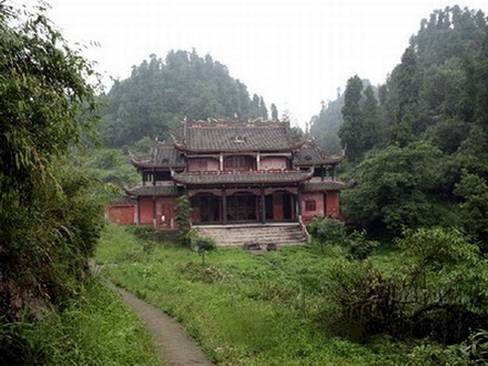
[105, 281, 214, 366]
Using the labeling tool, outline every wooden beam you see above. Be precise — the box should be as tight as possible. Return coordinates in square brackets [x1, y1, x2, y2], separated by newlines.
[260, 186, 266, 224]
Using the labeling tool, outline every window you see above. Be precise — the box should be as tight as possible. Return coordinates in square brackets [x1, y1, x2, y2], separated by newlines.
[305, 200, 316, 212]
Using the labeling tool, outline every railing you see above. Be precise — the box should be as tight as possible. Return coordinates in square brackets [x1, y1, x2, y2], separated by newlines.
[182, 168, 303, 175]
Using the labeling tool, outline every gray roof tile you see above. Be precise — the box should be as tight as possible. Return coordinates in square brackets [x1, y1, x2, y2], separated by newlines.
[302, 178, 347, 191]
[173, 169, 313, 185]
[126, 183, 177, 196]
[175, 120, 301, 152]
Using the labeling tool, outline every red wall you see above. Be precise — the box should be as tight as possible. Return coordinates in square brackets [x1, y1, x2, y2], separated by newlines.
[301, 191, 341, 223]
[260, 157, 288, 170]
[301, 192, 325, 222]
[106, 204, 135, 225]
[138, 197, 177, 227]
[188, 158, 219, 171]
[139, 197, 154, 225]
[325, 191, 341, 218]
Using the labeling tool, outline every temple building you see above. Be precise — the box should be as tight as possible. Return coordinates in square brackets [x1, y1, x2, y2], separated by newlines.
[107, 119, 346, 244]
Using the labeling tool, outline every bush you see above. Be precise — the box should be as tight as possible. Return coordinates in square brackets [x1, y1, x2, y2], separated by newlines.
[346, 230, 379, 261]
[321, 259, 400, 341]
[407, 330, 488, 366]
[0, 2, 103, 326]
[126, 225, 155, 241]
[308, 217, 347, 252]
[175, 195, 191, 245]
[190, 234, 216, 266]
[322, 228, 488, 344]
[308, 218, 378, 260]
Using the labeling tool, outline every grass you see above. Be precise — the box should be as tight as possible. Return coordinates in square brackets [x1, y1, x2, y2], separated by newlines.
[96, 224, 410, 365]
[3, 279, 160, 366]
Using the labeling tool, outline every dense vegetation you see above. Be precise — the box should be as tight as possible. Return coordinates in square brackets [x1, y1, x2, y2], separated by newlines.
[99, 50, 272, 148]
[306, 7, 488, 362]
[0, 3, 157, 364]
[97, 224, 410, 366]
[98, 224, 488, 365]
[309, 7, 488, 248]
[1, 280, 159, 365]
[2, 1, 488, 364]
[0, 0, 101, 322]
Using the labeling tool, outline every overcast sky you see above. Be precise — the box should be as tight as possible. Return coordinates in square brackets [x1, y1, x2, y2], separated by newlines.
[41, 0, 487, 128]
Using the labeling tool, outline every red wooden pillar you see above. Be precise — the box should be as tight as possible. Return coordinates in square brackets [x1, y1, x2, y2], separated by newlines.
[152, 168, 156, 227]
[260, 187, 266, 224]
[297, 186, 302, 216]
[137, 196, 141, 225]
[222, 188, 227, 224]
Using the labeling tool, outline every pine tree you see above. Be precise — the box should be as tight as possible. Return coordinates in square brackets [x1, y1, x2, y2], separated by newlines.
[259, 96, 268, 119]
[338, 75, 363, 162]
[361, 85, 380, 151]
[270, 103, 278, 120]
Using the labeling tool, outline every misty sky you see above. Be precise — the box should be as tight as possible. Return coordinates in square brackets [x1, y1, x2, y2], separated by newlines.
[42, 0, 487, 128]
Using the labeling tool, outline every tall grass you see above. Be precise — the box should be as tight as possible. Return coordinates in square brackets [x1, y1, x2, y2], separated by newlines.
[1, 280, 160, 366]
[97, 223, 408, 365]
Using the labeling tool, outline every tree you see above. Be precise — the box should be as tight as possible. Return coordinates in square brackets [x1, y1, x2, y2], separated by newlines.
[361, 85, 380, 151]
[342, 142, 446, 236]
[191, 235, 216, 266]
[0, 1, 103, 324]
[270, 103, 278, 120]
[259, 96, 268, 119]
[454, 172, 488, 247]
[100, 50, 268, 147]
[338, 75, 363, 162]
[387, 46, 419, 145]
[175, 195, 191, 244]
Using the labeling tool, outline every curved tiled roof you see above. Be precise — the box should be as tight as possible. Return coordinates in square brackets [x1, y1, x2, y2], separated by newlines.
[126, 183, 177, 196]
[173, 169, 313, 185]
[302, 179, 347, 191]
[174, 119, 303, 153]
[131, 142, 185, 169]
[293, 141, 345, 166]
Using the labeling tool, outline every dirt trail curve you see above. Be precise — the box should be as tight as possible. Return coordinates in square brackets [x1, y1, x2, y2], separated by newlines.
[105, 281, 214, 366]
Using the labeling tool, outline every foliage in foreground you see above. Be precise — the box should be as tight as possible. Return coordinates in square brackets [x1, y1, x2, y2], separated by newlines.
[99, 224, 488, 365]
[0, 280, 159, 366]
[0, 1, 104, 322]
[97, 224, 410, 365]
[308, 217, 378, 260]
[323, 227, 487, 349]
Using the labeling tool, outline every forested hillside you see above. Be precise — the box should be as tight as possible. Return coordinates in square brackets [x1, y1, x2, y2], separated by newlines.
[322, 6, 488, 246]
[100, 50, 272, 147]
[308, 80, 374, 154]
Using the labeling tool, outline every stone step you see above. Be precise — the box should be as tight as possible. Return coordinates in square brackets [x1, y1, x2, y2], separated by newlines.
[196, 224, 307, 247]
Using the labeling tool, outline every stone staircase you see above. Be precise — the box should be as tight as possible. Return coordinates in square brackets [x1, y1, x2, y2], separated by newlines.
[194, 223, 308, 247]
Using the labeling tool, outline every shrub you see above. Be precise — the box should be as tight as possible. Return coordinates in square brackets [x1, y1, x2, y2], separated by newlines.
[346, 230, 379, 261]
[191, 234, 216, 266]
[407, 330, 488, 366]
[175, 195, 191, 245]
[308, 218, 377, 260]
[321, 259, 400, 341]
[454, 172, 488, 251]
[308, 217, 347, 252]
[126, 225, 155, 241]
[323, 227, 488, 344]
